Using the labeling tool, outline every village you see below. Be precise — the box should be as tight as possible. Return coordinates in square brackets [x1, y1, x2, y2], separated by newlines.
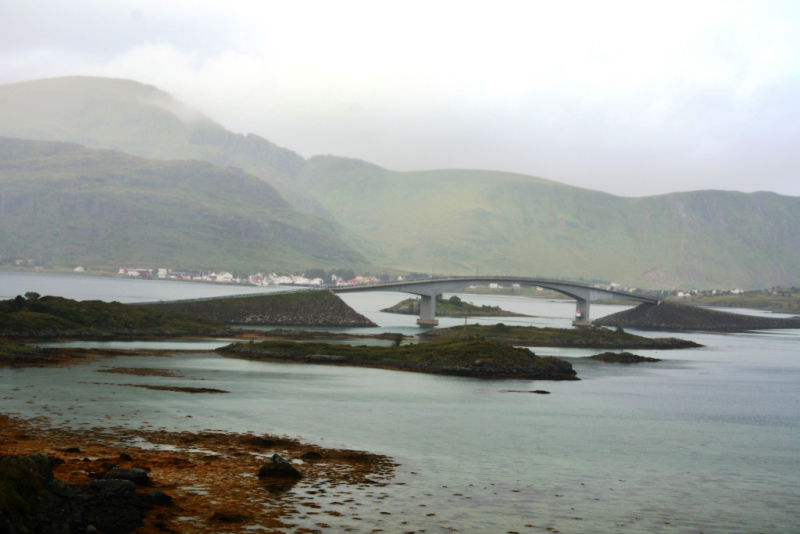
[116, 266, 393, 287]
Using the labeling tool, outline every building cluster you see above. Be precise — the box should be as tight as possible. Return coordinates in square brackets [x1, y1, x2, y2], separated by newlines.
[116, 267, 402, 287]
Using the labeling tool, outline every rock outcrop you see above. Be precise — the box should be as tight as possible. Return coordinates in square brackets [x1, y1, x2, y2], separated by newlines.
[146, 290, 376, 327]
[257, 454, 303, 479]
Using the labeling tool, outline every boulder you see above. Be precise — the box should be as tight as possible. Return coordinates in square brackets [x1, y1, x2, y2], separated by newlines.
[257, 454, 303, 479]
[101, 467, 151, 486]
[300, 451, 322, 461]
[89, 479, 136, 493]
[145, 489, 173, 506]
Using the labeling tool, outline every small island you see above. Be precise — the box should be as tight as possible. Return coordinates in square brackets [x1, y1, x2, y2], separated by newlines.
[420, 323, 701, 349]
[381, 295, 528, 318]
[586, 352, 661, 363]
[218, 338, 578, 380]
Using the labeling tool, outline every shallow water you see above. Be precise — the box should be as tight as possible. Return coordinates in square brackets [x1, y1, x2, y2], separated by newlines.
[1, 274, 799, 533]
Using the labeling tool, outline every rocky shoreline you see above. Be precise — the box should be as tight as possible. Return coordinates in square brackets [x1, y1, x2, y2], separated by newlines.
[0, 414, 397, 534]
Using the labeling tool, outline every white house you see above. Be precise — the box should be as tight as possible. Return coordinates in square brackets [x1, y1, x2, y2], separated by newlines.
[216, 272, 234, 283]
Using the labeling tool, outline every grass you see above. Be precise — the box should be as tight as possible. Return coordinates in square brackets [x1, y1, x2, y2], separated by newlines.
[673, 290, 800, 313]
[0, 294, 224, 336]
[422, 323, 700, 349]
[220, 337, 576, 378]
[384, 296, 525, 316]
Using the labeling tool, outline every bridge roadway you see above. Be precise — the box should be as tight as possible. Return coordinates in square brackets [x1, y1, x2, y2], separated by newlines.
[331, 276, 660, 326]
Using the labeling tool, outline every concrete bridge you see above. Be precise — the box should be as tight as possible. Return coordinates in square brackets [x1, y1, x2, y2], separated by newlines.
[332, 276, 659, 326]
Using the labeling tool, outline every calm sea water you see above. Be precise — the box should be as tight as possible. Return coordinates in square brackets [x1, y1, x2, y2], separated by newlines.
[1, 273, 798, 533]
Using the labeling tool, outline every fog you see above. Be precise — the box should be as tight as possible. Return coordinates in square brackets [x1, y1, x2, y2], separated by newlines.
[1, 0, 799, 196]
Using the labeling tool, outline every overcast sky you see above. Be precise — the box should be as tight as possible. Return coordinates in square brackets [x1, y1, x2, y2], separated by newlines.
[2, 0, 799, 197]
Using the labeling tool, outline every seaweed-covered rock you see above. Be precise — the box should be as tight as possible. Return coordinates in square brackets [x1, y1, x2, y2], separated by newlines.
[101, 467, 151, 486]
[257, 454, 303, 479]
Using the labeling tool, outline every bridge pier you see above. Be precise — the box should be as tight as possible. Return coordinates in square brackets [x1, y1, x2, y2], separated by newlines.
[416, 294, 439, 326]
[573, 297, 592, 327]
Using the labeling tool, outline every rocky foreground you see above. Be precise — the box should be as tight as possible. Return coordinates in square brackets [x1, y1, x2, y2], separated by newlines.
[219, 338, 578, 380]
[0, 414, 396, 534]
[145, 290, 376, 327]
[594, 301, 800, 332]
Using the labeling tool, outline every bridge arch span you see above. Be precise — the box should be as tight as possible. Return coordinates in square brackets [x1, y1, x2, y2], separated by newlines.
[331, 276, 658, 326]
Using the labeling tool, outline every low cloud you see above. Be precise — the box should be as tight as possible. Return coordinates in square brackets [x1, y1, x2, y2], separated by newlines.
[1, 0, 798, 196]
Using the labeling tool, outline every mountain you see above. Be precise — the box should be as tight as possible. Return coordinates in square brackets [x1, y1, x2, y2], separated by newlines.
[0, 76, 328, 217]
[2, 76, 799, 288]
[295, 156, 800, 288]
[0, 137, 365, 272]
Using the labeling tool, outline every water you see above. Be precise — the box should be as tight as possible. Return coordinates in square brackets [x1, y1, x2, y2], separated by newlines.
[1, 273, 799, 533]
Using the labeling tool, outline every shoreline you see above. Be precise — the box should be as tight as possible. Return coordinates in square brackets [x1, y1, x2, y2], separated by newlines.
[0, 413, 397, 534]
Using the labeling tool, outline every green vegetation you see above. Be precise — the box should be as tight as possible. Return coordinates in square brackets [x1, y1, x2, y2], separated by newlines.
[421, 323, 701, 349]
[219, 337, 577, 379]
[0, 454, 50, 532]
[295, 156, 800, 289]
[382, 296, 526, 317]
[672, 289, 800, 314]
[0, 294, 224, 337]
[0, 137, 366, 273]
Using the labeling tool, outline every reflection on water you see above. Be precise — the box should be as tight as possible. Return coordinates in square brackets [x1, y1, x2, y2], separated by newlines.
[1, 274, 799, 532]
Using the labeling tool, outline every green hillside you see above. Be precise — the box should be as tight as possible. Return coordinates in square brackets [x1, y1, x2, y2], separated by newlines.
[0, 76, 329, 218]
[295, 156, 800, 289]
[0, 137, 365, 272]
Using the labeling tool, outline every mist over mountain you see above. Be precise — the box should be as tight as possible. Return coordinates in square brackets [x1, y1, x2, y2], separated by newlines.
[1, 76, 798, 288]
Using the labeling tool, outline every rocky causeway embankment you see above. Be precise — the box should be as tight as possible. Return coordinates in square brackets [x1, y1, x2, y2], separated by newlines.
[145, 290, 376, 327]
[594, 301, 800, 332]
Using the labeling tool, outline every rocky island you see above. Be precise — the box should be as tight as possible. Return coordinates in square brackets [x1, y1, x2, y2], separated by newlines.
[218, 338, 578, 380]
[420, 323, 701, 349]
[381, 295, 528, 317]
[594, 301, 800, 332]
